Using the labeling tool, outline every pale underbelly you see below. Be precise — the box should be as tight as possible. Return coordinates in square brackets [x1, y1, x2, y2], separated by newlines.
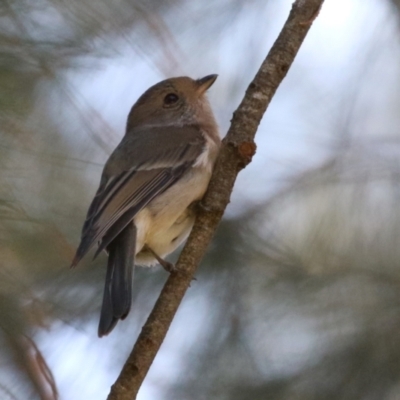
[135, 206, 196, 266]
[133, 167, 210, 266]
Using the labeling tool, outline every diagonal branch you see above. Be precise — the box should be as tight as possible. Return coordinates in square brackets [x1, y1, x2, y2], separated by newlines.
[107, 1, 324, 399]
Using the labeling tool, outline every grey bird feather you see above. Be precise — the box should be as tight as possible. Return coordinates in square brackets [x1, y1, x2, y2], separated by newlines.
[72, 125, 205, 266]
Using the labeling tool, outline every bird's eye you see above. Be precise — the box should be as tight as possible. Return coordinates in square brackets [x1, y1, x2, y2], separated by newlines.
[163, 93, 179, 106]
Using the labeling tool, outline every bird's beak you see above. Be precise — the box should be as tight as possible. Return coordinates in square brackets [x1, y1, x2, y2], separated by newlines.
[196, 74, 218, 95]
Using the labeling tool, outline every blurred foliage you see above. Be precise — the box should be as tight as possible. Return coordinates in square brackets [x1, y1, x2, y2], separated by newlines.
[2, 0, 400, 399]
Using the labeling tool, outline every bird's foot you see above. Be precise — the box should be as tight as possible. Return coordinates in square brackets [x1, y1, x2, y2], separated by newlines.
[144, 245, 177, 273]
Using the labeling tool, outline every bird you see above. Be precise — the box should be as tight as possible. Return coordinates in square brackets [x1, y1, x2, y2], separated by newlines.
[71, 74, 221, 337]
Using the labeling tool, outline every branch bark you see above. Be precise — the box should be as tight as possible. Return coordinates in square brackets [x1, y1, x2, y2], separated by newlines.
[107, 1, 324, 398]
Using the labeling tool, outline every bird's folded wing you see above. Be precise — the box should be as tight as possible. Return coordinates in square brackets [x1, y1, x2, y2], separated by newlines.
[71, 125, 205, 267]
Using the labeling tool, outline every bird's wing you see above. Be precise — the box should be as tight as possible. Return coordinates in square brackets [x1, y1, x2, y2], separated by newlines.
[71, 125, 205, 267]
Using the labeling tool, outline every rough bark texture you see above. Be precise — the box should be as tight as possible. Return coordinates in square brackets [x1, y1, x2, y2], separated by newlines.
[107, 1, 324, 398]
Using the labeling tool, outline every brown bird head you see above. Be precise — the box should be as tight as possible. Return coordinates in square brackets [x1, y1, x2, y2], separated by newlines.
[126, 75, 218, 132]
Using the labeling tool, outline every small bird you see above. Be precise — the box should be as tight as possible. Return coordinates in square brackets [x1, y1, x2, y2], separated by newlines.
[71, 75, 220, 337]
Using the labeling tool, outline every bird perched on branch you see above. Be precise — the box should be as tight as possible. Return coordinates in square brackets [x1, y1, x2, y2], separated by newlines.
[71, 75, 220, 337]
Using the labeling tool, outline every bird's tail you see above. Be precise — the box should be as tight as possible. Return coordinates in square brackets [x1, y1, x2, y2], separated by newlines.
[98, 222, 136, 337]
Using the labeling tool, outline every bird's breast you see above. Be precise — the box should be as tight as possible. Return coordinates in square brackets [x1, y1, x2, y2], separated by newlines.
[134, 128, 220, 266]
[134, 165, 211, 266]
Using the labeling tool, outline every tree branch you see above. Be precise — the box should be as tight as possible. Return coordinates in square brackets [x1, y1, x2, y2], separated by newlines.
[107, 1, 324, 398]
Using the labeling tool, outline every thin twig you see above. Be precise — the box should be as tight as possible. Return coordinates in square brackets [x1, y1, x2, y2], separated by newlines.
[107, 1, 324, 398]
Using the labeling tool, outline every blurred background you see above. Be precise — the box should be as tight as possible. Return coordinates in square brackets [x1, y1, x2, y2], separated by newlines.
[1, 0, 400, 399]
